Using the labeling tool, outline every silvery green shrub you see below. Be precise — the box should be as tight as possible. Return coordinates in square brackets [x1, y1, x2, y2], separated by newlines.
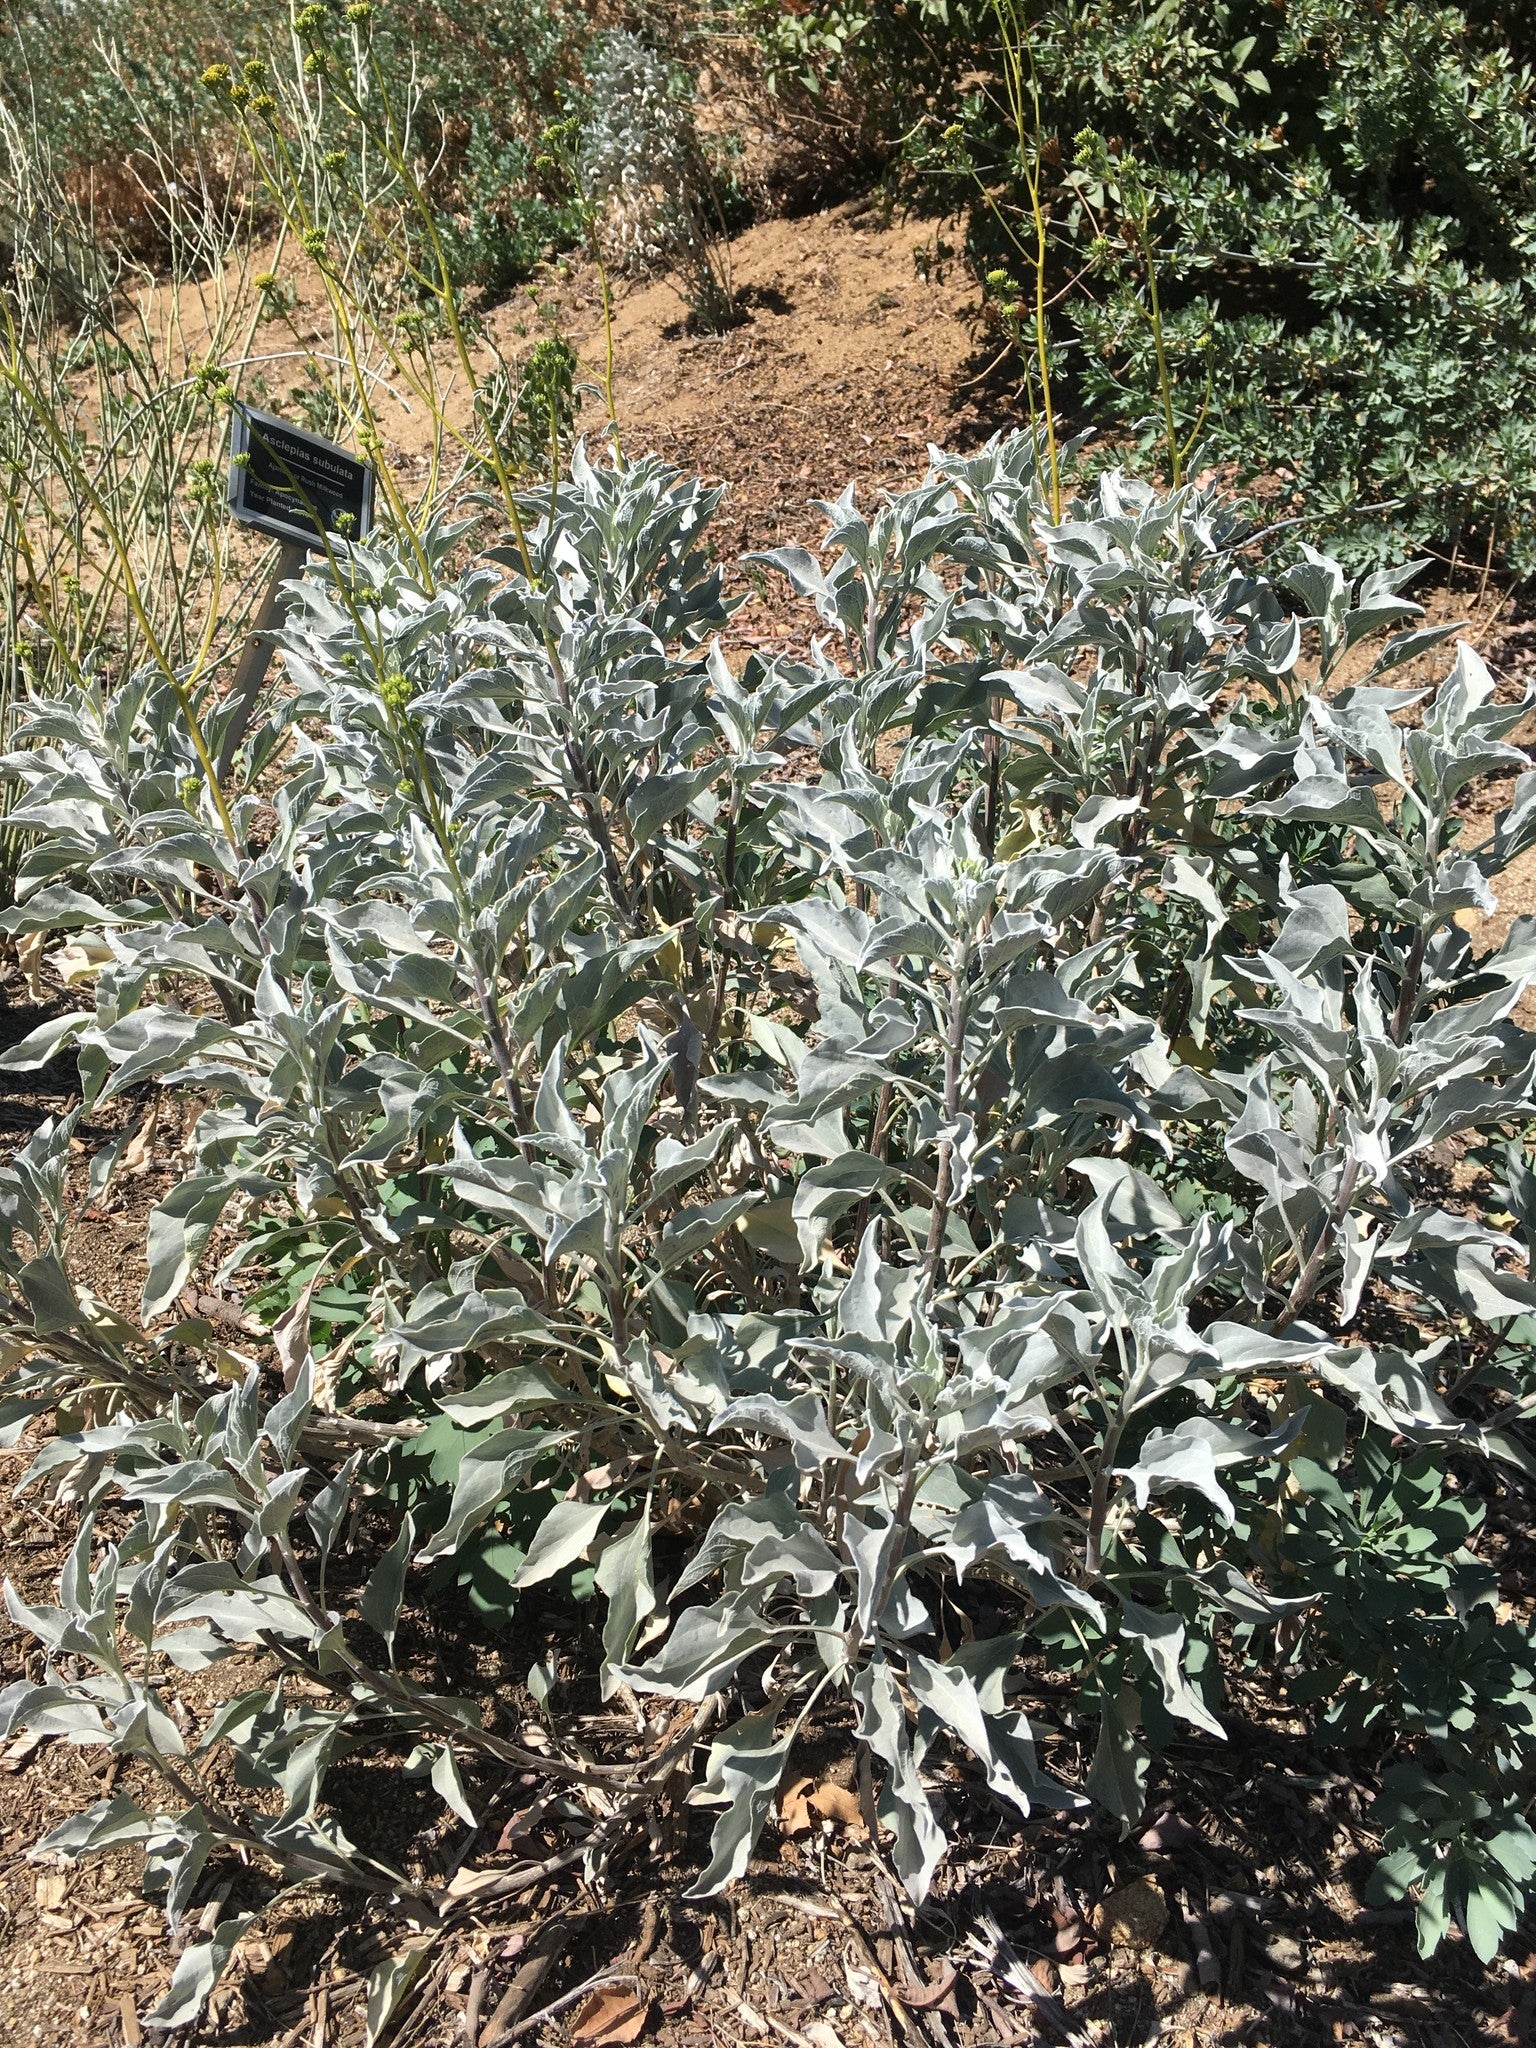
[1, 432, 1536, 2020]
[579, 29, 737, 332]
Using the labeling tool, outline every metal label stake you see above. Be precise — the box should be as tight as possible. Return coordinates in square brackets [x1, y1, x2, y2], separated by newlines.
[216, 405, 376, 777]
[214, 540, 309, 780]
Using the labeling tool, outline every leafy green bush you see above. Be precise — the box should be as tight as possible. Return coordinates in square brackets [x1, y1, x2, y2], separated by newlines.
[1025, 0, 1536, 573]
[731, 0, 1536, 572]
[2, 437, 1536, 2014]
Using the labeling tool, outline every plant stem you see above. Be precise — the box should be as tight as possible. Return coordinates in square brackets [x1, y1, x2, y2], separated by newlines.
[923, 955, 971, 1288]
[1271, 1157, 1361, 1336]
[989, 0, 1061, 517]
[1084, 1407, 1127, 1581]
[1136, 213, 1181, 488]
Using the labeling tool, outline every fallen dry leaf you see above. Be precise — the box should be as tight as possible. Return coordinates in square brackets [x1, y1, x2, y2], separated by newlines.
[120, 1100, 160, 1177]
[35, 1871, 69, 1909]
[16, 930, 45, 1002]
[496, 1792, 559, 1850]
[778, 1774, 867, 1836]
[571, 1986, 651, 2045]
[779, 1774, 815, 1834]
[896, 1961, 959, 2011]
[809, 1781, 865, 1831]
[1138, 1810, 1200, 1854]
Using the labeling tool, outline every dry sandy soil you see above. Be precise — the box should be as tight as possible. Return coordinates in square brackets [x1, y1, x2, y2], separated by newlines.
[546, 205, 986, 561]
[2, 200, 1535, 2048]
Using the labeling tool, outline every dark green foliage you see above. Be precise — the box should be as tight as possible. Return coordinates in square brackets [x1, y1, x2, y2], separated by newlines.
[1368, 1765, 1536, 1962]
[736, 0, 1536, 571]
[1013, 0, 1536, 573]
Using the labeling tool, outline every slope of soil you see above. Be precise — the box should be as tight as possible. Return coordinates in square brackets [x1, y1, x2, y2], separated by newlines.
[544, 204, 988, 561]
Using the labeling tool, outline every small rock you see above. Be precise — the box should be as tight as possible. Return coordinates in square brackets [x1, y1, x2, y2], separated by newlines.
[1263, 1930, 1306, 1973]
[1211, 1889, 1263, 1920]
[1094, 1877, 1170, 1950]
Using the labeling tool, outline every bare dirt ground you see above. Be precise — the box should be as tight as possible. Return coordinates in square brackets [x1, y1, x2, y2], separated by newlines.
[3, 201, 1535, 2048]
[543, 205, 988, 573]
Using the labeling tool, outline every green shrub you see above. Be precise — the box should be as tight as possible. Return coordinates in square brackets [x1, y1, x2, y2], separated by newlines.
[1024, 0, 1536, 574]
[1, 434, 1535, 2014]
[730, 0, 1536, 572]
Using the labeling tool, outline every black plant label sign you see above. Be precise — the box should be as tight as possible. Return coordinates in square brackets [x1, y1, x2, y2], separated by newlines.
[227, 406, 374, 548]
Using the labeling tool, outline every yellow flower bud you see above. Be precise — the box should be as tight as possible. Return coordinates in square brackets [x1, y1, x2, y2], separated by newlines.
[379, 669, 413, 715]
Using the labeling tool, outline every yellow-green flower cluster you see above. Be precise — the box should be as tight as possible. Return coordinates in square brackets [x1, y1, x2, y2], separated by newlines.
[378, 669, 413, 716]
[202, 56, 274, 118]
[185, 457, 220, 506]
[193, 361, 237, 407]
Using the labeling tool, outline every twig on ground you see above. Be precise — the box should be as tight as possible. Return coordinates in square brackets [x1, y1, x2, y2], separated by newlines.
[831, 1891, 941, 2048]
[966, 1911, 1093, 2048]
[475, 1908, 592, 2045]
[1180, 1891, 1221, 1993]
[462, 1963, 489, 2046]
